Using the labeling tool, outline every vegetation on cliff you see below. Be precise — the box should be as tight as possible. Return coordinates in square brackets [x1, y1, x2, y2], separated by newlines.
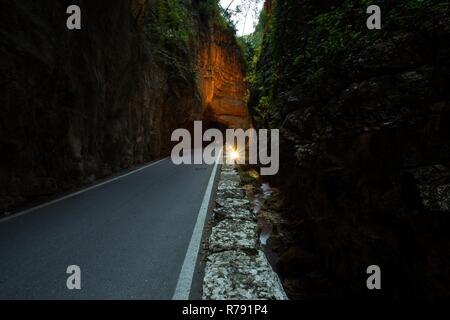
[249, 0, 449, 126]
[245, 0, 450, 299]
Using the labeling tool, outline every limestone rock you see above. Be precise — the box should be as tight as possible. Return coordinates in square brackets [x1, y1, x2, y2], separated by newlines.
[209, 219, 258, 252]
[216, 197, 249, 209]
[213, 206, 254, 221]
[217, 186, 245, 200]
[198, 30, 251, 129]
[218, 180, 241, 190]
[203, 250, 288, 300]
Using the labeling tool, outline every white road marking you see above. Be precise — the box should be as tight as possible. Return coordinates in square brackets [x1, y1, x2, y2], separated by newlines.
[0, 158, 168, 223]
[172, 149, 223, 300]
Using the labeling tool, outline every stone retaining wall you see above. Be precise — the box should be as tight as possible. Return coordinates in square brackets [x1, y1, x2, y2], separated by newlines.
[202, 164, 287, 300]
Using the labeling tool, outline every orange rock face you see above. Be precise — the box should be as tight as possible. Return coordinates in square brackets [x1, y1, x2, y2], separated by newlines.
[198, 30, 251, 129]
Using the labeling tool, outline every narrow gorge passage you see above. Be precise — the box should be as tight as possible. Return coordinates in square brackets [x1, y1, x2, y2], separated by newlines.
[1, 0, 450, 303]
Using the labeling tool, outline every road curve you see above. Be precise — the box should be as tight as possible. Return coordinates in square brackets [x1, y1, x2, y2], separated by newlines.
[0, 158, 216, 299]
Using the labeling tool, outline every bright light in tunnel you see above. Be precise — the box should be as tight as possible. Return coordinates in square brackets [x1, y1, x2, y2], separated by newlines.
[230, 150, 240, 161]
[227, 145, 240, 161]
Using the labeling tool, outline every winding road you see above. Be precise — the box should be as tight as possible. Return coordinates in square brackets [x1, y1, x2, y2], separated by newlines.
[0, 156, 219, 299]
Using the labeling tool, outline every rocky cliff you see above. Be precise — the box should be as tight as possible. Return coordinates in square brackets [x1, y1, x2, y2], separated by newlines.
[198, 28, 250, 129]
[0, 0, 249, 213]
[250, 0, 450, 299]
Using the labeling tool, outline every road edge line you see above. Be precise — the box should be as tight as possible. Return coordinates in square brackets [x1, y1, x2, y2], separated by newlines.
[172, 149, 223, 300]
[0, 158, 167, 223]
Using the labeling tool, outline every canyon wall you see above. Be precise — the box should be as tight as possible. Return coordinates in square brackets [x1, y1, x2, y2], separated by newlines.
[250, 0, 450, 299]
[0, 0, 249, 213]
[198, 28, 250, 129]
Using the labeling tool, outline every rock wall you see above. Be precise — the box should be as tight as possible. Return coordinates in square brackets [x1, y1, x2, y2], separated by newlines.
[0, 0, 249, 213]
[198, 28, 251, 129]
[250, 0, 450, 299]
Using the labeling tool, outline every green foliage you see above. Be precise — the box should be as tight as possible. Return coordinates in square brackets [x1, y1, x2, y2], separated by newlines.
[239, 169, 260, 185]
[237, 35, 255, 67]
[146, 0, 194, 51]
[237, 6, 265, 66]
[241, 7, 271, 117]
[308, 10, 362, 55]
[305, 68, 326, 88]
[247, 0, 446, 129]
[403, 0, 434, 9]
[144, 0, 198, 86]
[306, 0, 401, 58]
[198, 0, 236, 31]
[253, 95, 270, 124]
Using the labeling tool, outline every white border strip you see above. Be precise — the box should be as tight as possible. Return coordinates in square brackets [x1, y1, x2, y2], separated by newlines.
[172, 149, 222, 300]
[0, 158, 167, 223]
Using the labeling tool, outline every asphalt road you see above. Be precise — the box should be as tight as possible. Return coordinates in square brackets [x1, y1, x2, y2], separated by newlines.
[0, 158, 216, 299]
